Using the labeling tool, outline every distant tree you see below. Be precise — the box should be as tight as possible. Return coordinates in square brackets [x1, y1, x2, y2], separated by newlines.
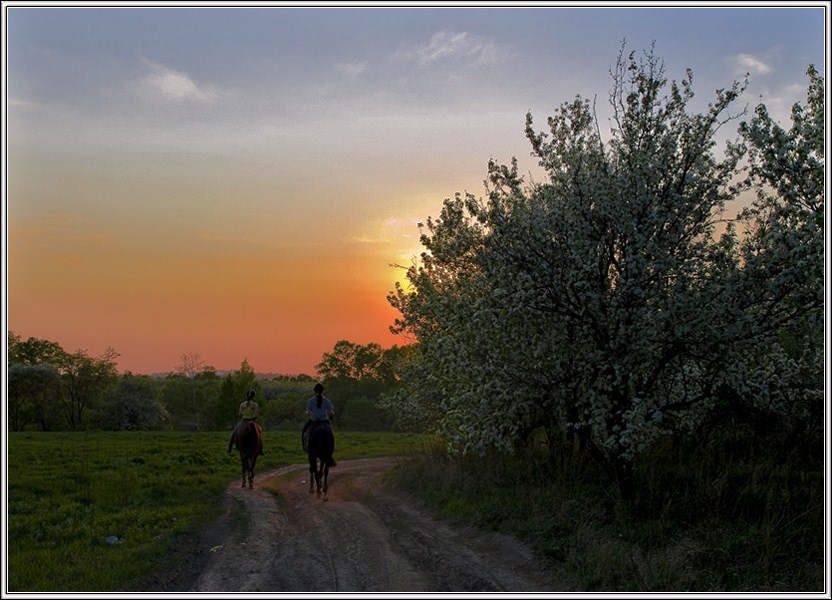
[7, 330, 18, 354]
[341, 396, 395, 431]
[260, 377, 315, 429]
[8, 363, 61, 431]
[7, 333, 67, 431]
[375, 344, 418, 385]
[315, 340, 387, 381]
[8, 332, 66, 366]
[213, 359, 260, 430]
[173, 351, 216, 430]
[314, 341, 410, 431]
[7, 333, 122, 431]
[58, 347, 120, 430]
[96, 374, 168, 431]
[316, 340, 415, 385]
[176, 352, 209, 378]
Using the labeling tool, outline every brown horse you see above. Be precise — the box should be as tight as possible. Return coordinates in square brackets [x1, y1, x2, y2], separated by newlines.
[235, 420, 263, 489]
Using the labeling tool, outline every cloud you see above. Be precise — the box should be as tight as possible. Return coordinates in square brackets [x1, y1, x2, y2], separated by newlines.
[7, 98, 43, 110]
[351, 217, 423, 245]
[336, 62, 367, 79]
[135, 59, 217, 103]
[735, 53, 772, 75]
[398, 31, 511, 67]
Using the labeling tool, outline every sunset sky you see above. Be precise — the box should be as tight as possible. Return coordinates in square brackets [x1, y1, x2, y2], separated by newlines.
[3, 2, 827, 376]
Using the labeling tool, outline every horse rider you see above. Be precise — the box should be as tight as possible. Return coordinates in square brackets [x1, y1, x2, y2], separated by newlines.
[302, 383, 336, 466]
[227, 389, 265, 455]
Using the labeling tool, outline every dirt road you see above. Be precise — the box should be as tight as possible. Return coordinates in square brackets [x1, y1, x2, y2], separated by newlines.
[140, 457, 566, 593]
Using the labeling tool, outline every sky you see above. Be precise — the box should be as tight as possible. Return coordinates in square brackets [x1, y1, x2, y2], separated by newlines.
[2, 2, 828, 377]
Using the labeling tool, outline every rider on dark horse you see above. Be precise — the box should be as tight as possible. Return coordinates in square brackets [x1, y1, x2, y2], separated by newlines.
[302, 383, 336, 467]
[228, 389, 265, 455]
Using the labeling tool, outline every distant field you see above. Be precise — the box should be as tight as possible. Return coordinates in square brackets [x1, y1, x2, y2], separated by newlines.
[6, 430, 428, 592]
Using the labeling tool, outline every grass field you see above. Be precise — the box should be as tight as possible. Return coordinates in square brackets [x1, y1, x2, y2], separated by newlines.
[7, 429, 823, 592]
[6, 430, 427, 592]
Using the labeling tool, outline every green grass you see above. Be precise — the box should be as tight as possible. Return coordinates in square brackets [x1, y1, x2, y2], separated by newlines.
[11, 429, 821, 592]
[6, 430, 425, 592]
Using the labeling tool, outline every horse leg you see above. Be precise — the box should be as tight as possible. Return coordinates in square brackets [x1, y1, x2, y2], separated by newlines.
[308, 458, 316, 494]
[322, 461, 329, 502]
[240, 456, 246, 488]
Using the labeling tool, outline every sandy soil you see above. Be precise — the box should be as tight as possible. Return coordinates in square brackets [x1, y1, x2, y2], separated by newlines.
[132, 457, 569, 594]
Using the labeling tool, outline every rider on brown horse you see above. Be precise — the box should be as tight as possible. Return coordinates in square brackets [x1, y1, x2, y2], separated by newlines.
[302, 383, 336, 467]
[228, 389, 265, 456]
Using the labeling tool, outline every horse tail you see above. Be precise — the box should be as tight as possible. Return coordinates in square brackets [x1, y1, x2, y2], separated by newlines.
[254, 422, 263, 454]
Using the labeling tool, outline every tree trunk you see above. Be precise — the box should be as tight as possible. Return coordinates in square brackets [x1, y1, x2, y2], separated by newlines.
[613, 455, 635, 501]
[544, 422, 562, 466]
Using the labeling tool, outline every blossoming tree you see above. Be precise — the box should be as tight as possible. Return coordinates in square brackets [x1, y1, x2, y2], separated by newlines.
[386, 46, 824, 497]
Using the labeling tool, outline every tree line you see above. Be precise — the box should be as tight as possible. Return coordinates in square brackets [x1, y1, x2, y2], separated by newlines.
[7, 333, 413, 433]
[382, 46, 824, 499]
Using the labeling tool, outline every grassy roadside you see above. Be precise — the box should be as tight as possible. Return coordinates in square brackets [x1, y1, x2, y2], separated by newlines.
[386, 438, 825, 592]
[6, 430, 425, 592]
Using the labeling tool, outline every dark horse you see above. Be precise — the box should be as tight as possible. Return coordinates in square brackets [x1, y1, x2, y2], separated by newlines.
[307, 422, 335, 501]
[235, 420, 263, 489]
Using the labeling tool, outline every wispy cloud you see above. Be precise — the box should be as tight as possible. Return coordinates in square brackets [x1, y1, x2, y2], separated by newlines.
[7, 97, 44, 110]
[336, 62, 367, 79]
[397, 31, 511, 67]
[134, 59, 217, 103]
[735, 53, 772, 75]
[351, 217, 423, 245]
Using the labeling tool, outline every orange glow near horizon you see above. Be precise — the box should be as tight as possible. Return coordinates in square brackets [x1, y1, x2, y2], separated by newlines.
[8, 209, 421, 376]
[8, 263, 410, 377]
